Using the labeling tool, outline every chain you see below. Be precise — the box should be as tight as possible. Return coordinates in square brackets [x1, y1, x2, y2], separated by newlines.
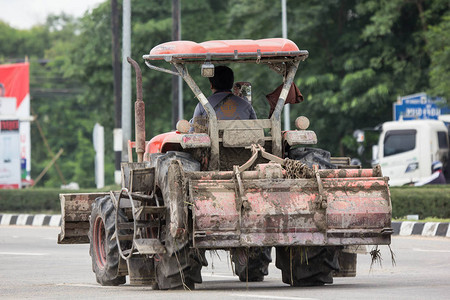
[284, 159, 314, 179]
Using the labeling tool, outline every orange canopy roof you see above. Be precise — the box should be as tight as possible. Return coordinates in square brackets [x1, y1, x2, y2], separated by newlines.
[145, 38, 307, 62]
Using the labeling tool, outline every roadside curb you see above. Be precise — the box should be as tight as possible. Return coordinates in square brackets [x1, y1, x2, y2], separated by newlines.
[1, 214, 449, 237]
[0, 214, 61, 227]
[392, 221, 450, 237]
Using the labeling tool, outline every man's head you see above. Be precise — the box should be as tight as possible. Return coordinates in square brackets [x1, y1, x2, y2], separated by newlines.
[432, 161, 443, 172]
[209, 66, 234, 91]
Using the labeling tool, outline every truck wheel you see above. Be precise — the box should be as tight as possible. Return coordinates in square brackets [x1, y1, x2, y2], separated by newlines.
[89, 195, 126, 286]
[276, 246, 339, 286]
[232, 247, 272, 282]
[154, 151, 205, 290]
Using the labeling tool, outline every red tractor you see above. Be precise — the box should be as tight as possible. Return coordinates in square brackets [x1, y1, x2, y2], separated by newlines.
[59, 38, 392, 289]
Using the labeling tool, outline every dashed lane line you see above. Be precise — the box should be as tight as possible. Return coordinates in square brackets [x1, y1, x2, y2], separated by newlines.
[231, 294, 319, 300]
[0, 252, 47, 256]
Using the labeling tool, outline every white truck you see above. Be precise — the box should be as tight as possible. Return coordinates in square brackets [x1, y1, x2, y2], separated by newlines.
[374, 119, 449, 186]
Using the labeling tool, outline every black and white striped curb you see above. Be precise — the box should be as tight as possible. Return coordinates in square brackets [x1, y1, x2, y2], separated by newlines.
[1, 215, 449, 237]
[0, 214, 61, 227]
[391, 221, 450, 237]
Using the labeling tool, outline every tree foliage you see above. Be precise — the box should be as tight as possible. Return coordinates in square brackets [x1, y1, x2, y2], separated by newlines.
[1, 0, 449, 187]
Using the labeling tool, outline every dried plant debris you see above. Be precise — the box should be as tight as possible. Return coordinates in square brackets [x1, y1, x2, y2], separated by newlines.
[370, 246, 382, 270]
[388, 245, 397, 267]
[370, 245, 396, 272]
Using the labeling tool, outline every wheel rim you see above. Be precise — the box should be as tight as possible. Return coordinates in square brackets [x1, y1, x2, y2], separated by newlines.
[93, 216, 107, 270]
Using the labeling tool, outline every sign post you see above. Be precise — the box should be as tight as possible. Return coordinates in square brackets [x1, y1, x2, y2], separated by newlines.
[393, 92, 450, 121]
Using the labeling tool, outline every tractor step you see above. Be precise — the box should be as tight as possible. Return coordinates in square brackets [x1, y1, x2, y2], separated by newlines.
[118, 220, 159, 230]
[134, 238, 166, 254]
[140, 206, 167, 215]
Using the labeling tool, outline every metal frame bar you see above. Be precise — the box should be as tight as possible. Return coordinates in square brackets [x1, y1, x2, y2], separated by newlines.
[143, 50, 308, 62]
[172, 63, 220, 170]
[142, 53, 303, 166]
[270, 60, 300, 157]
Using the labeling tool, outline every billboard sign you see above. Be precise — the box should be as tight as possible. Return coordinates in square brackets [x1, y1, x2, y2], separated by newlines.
[0, 62, 31, 188]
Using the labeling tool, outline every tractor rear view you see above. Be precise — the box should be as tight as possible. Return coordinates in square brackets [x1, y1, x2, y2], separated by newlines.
[58, 38, 392, 289]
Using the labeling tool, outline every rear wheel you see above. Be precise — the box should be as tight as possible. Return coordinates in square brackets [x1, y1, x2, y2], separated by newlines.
[276, 246, 339, 286]
[232, 247, 272, 282]
[153, 152, 205, 290]
[278, 147, 339, 286]
[89, 195, 126, 286]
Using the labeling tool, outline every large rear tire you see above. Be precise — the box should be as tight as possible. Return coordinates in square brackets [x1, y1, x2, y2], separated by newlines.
[276, 246, 339, 286]
[279, 147, 339, 286]
[232, 247, 272, 282]
[89, 195, 126, 286]
[154, 151, 205, 290]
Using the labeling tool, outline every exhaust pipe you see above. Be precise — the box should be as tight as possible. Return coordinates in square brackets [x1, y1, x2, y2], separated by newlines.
[127, 57, 145, 162]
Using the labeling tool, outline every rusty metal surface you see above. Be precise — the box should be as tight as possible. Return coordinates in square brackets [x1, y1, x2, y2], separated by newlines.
[58, 193, 108, 244]
[190, 176, 391, 248]
[223, 128, 265, 148]
[127, 255, 156, 286]
[283, 130, 317, 145]
[127, 57, 145, 162]
[121, 162, 154, 192]
[134, 238, 166, 255]
[180, 133, 211, 148]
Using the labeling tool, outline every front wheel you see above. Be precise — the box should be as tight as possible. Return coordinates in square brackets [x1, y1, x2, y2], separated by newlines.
[89, 195, 126, 286]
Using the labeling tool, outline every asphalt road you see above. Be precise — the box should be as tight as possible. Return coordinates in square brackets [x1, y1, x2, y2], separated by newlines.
[0, 226, 449, 300]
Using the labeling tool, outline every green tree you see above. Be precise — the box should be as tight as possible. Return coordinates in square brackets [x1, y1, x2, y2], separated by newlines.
[2, 0, 449, 187]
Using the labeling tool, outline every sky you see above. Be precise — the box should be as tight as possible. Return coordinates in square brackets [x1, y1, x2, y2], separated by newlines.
[0, 0, 105, 29]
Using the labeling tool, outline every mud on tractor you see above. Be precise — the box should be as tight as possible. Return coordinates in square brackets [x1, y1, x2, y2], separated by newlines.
[58, 38, 392, 289]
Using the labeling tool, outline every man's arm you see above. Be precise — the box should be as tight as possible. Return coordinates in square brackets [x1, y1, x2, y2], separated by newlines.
[190, 103, 207, 133]
[249, 106, 257, 119]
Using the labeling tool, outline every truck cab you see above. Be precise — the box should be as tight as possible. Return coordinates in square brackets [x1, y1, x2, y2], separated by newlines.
[376, 120, 449, 186]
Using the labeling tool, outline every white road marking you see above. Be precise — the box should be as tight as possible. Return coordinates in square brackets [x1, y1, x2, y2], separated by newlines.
[56, 283, 154, 290]
[56, 283, 113, 289]
[203, 273, 236, 279]
[0, 252, 47, 256]
[412, 248, 450, 253]
[231, 294, 319, 300]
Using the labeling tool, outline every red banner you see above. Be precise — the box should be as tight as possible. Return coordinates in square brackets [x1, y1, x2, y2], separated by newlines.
[0, 62, 31, 188]
[0, 62, 29, 108]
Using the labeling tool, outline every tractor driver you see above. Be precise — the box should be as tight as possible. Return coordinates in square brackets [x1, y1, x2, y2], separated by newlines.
[190, 66, 256, 132]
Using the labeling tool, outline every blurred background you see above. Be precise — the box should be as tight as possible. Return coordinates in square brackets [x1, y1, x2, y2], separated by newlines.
[0, 0, 449, 189]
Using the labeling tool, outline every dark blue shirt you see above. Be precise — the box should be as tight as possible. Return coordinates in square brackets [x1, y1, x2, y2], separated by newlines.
[192, 91, 257, 120]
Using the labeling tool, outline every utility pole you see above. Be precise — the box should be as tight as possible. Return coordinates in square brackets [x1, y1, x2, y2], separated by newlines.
[111, 0, 122, 184]
[121, 0, 131, 172]
[172, 0, 181, 129]
[281, 0, 290, 131]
